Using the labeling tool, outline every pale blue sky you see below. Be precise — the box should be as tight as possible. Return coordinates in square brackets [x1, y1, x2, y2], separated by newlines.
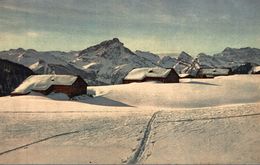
[0, 0, 259, 55]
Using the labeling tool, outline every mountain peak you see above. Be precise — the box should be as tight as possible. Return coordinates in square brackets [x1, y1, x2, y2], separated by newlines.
[98, 38, 123, 47]
[26, 49, 37, 53]
[9, 48, 25, 52]
[177, 51, 193, 63]
[79, 38, 124, 56]
[180, 51, 189, 55]
[112, 38, 120, 42]
[78, 38, 135, 58]
[197, 53, 209, 57]
[223, 47, 234, 52]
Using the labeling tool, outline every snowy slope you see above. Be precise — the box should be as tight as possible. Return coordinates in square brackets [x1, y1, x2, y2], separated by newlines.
[135, 50, 161, 64]
[158, 55, 178, 68]
[0, 75, 259, 164]
[89, 75, 260, 108]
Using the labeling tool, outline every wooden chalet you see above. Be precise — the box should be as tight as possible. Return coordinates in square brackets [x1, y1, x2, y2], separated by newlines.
[11, 75, 87, 97]
[123, 67, 179, 84]
[197, 68, 232, 78]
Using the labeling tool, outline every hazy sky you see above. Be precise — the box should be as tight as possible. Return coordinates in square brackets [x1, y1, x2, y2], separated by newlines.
[0, 0, 259, 55]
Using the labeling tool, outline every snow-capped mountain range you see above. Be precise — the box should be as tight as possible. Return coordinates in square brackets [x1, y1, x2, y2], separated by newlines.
[0, 38, 259, 85]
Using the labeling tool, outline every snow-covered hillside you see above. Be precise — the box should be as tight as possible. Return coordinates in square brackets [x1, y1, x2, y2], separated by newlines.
[135, 50, 161, 64]
[0, 75, 259, 164]
[89, 75, 260, 108]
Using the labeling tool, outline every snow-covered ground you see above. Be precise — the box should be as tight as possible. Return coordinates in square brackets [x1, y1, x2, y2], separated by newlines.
[0, 75, 259, 164]
[89, 75, 260, 108]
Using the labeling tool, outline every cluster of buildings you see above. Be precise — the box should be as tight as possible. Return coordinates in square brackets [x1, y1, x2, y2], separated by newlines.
[11, 66, 260, 98]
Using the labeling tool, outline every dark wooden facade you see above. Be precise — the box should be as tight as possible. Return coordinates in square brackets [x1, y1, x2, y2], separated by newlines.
[197, 68, 232, 78]
[32, 76, 87, 97]
[123, 69, 179, 84]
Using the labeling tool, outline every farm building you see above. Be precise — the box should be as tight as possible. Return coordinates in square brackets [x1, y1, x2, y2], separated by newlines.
[231, 63, 254, 74]
[197, 68, 232, 78]
[123, 67, 179, 84]
[251, 66, 260, 74]
[11, 75, 87, 97]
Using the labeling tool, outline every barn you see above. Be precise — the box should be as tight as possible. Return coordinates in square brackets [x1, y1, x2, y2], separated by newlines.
[11, 75, 87, 97]
[123, 67, 179, 84]
[197, 68, 232, 78]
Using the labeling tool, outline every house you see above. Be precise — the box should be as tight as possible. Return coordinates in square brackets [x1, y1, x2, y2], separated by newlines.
[197, 68, 232, 78]
[232, 63, 254, 74]
[251, 66, 260, 74]
[123, 67, 179, 84]
[11, 75, 87, 97]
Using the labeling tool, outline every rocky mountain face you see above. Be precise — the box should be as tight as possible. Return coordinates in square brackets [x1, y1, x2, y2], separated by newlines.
[135, 50, 161, 64]
[0, 59, 34, 96]
[74, 38, 158, 84]
[156, 51, 195, 74]
[177, 51, 194, 64]
[0, 47, 98, 84]
[159, 56, 178, 68]
[197, 47, 260, 72]
[0, 38, 259, 88]
[174, 51, 194, 73]
[157, 48, 260, 75]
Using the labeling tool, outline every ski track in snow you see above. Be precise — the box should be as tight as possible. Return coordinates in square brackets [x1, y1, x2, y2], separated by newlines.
[127, 111, 161, 164]
[0, 130, 82, 156]
[126, 111, 260, 164]
[157, 112, 260, 123]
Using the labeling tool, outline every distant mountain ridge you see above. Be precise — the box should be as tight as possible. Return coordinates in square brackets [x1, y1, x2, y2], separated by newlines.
[197, 47, 260, 69]
[0, 38, 259, 86]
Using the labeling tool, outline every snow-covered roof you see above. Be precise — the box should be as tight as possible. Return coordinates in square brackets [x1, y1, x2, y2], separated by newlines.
[179, 73, 194, 78]
[252, 66, 260, 73]
[199, 68, 230, 75]
[124, 67, 172, 80]
[12, 75, 79, 94]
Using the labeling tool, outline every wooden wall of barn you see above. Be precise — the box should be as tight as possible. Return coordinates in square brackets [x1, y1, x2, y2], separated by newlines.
[123, 69, 179, 84]
[164, 69, 179, 83]
[33, 77, 87, 97]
